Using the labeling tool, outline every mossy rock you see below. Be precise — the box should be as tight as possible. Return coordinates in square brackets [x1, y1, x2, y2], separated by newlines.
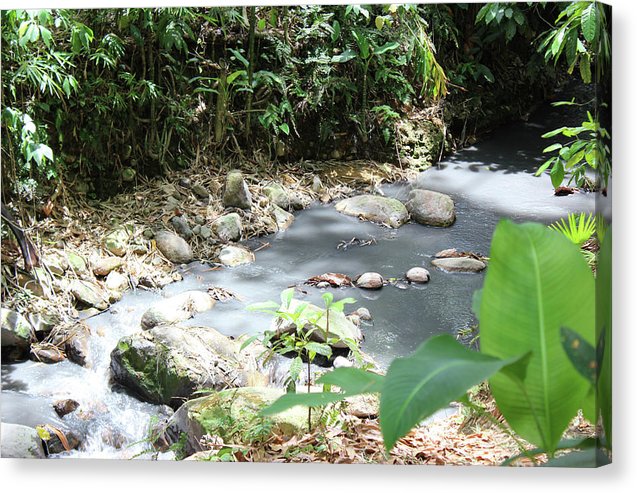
[335, 194, 409, 228]
[222, 170, 252, 210]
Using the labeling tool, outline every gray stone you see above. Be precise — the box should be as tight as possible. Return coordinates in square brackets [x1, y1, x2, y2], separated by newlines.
[199, 226, 212, 240]
[69, 280, 109, 310]
[170, 215, 193, 240]
[1, 309, 35, 354]
[191, 183, 209, 199]
[335, 195, 409, 228]
[218, 245, 255, 267]
[212, 213, 242, 243]
[431, 257, 486, 273]
[345, 394, 379, 419]
[406, 267, 430, 283]
[0, 423, 46, 458]
[110, 325, 266, 407]
[223, 170, 252, 210]
[264, 182, 290, 210]
[141, 291, 217, 330]
[289, 191, 311, 210]
[194, 215, 205, 225]
[269, 205, 294, 231]
[143, 228, 155, 240]
[92, 256, 124, 277]
[178, 177, 192, 189]
[50, 322, 92, 367]
[105, 271, 129, 292]
[333, 356, 353, 368]
[53, 399, 80, 418]
[312, 176, 324, 193]
[66, 252, 88, 275]
[192, 225, 201, 235]
[155, 231, 193, 264]
[103, 227, 130, 256]
[355, 272, 384, 290]
[405, 189, 455, 227]
[351, 307, 372, 321]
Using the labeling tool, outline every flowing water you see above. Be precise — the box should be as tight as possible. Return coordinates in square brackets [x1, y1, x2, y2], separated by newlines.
[1, 89, 604, 459]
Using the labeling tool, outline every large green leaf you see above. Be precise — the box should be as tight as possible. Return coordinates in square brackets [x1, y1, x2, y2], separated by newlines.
[379, 334, 528, 452]
[581, 2, 598, 43]
[596, 227, 612, 448]
[480, 221, 595, 454]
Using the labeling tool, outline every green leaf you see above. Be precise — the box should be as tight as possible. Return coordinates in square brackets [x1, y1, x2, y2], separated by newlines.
[581, 3, 598, 43]
[331, 20, 340, 42]
[304, 342, 332, 358]
[227, 70, 246, 85]
[374, 41, 400, 56]
[550, 161, 565, 188]
[560, 327, 597, 384]
[480, 221, 595, 454]
[375, 16, 384, 31]
[379, 334, 527, 452]
[246, 300, 279, 313]
[317, 368, 384, 394]
[596, 228, 612, 447]
[580, 54, 592, 83]
[257, 18, 266, 31]
[543, 143, 562, 153]
[261, 392, 348, 416]
[542, 126, 568, 138]
[331, 49, 357, 64]
[278, 123, 290, 135]
[229, 48, 249, 68]
[280, 287, 294, 308]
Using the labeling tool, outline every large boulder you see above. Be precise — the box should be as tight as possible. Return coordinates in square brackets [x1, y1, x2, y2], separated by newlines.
[0, 423, 46, 459]
[140, 291, 217, 330]
[335, 195, 409, 228]
[155, 230, 193, 264]
[431, 257, 486, 273]
[110, 325, 267, 407]
[405, 189, 455, 227]
[158, 387, 315, 456]
[212, 213, 242, 243]
[1, 309, 35, 357]
[223, 170, 252, 210]
[272, 299, 362, 350]
[218, 245, 255, 267]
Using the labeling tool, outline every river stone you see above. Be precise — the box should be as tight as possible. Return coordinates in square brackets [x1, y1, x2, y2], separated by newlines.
[43, 250, 69, 276]
[312, 175, 324, 193]
[159, 387, 316, 456]
[273, 299, 362, 350]
[0, 423, 47, 459]
[199, 226, 212, 240]
[105, 271, 129, 292]
[406, 267, 430, 283]
[110, 325, 265, 407]
[431, 257, 486, 273]
[1, 308, 35, 352]
[103, 227, 130, 257]
[54, 399, 80, 418]
[30, 343, 66, 364]
[66, 251, 88, 275]
[155, 230, 193, 264]
[264, 182, 290, 210]
[50, 322, 92, 367]
[335, 195, 409, 228]
[92, 256, 124, 277]
[218, 245, 255, 267]
[170, 215, 193, 240]
[191, 183, 209, 199]
[289, 191, 311, 210]
[333, 356, 353, 368]
[141, 291, 217, 330]
[69, 280, 109, 310]
[405, 189, 455, 227]
[351, 307, 372, 321]
[269, 204, 294, 231]
[355, 272, 384, 290]
[212, 213, 242, 243]
[223, 170, 252, 210]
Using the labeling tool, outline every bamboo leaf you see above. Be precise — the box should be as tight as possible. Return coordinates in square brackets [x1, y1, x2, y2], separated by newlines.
[581, 3, 598, 43]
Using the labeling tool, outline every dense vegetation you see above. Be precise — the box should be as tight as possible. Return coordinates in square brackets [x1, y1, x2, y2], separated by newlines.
[1, 3, 609, 203]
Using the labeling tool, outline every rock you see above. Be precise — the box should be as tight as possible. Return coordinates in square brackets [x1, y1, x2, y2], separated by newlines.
[218, 245, 255, 267]
[1, 309, 35, 355]
[170, 215, 193, 240]
[355, 272, 384, 290]
[273, 299, 362, 350]
[54, 399, 80, 418]
[192, 225, 201, 236]
[30, 342, 66, 364]
[405, 189, 455, 227]
[345, 394, 379, 419]
[194, 215, 205, 225]
[50, 322, 92, 367]
[69, 280, 109, 310]
[191, 183, 209, 199]
[178, 177, 192, 189]
[223, 170, 252, 210]
[105, 271, 129, 292]
[140, 291, 217, 330]
[351, 307, 372, 321]
[66, 252, 88, 275]
[92, 256, 124, 277]
[335, 195, 409, 228]
[159, 387, 315, 456]
[155, 231, 193, 264]
[435, 248, 459, 258]
[27, 312, 59, 338]
[16, 270, 48, 297]
[103, 227, 130, 256]
[43, 250, 68, 275]
[289, 191, 311, 210]
[143, 228, 155, 240]
[406, 267, 430, 283]
[199, 226, 212, 240]
[269, 204, 294, 231]
[110, 325, 265, 407]
[264, 182, 290, 210]
[0, 423, 47, 458]
[333, 356, 353, 368]
[212, 213, 242, 243]
[44, 427, 81, 454]
[431, 257, 486, 273]
[312, 176, 324, 193]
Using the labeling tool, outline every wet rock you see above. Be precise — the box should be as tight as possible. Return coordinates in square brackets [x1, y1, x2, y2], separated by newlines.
[406, 267, 430, 283]
[27, 312, 59, 338]
[191, 183, 209, 199]
[78, 308, 101, 320]
[264, 182, 290, 210]
[69, 280, 109, 310]
[1, 423, 47, 458]
[105, 271, 129, 292]
[218, 245, 255, 267]
[335, 195, 409, 228]
[431, 257, 486, 273]
[16, 270, 49, 297]
[170, 215, 193, 240]
[351, 307, 372, 321]
[43, 426, 81, 454]
[103, 227, 130, 257]
[159, 387, 315, 456]
[1, 308, 35, 355]
[110, 325, 265, 407]
[212, 213, 242, 243]
[269, 205, 294, 231]
[223, 170, 252, 210]
[355, 272, 384, 290]
[155, 231, 193, 264]
[434, 248, 459, 258]
[405, 189, 455, 227]
[141, 291, 217, 330]
[92, 256, 124, 277]
[30, 342, 66, 364]
[50, 322, 92, 367]
[54, 399, 80, 418]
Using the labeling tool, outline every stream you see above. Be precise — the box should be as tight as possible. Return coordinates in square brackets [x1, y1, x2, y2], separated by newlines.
[1, 89, 604, 459]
